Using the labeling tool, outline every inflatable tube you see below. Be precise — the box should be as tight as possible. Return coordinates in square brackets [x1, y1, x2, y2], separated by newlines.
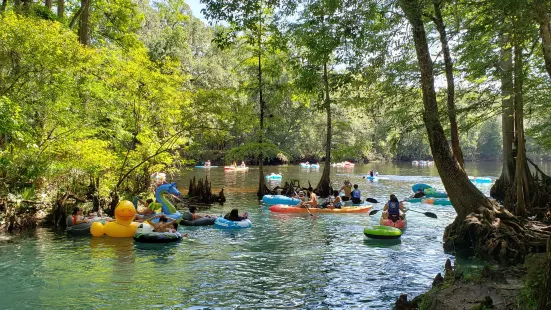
[424, 188, 448, 198]
[364, 225, 402, 239]
[310, 164, 320, 169]
[269, 204, 372, 213]
[422, 198, 452, 206]
[214, 218, 252, 229]
[262, 195, 301, 206]
[265, 174, 282, 180]
[195, 166, 218, 168]
[66, 220, 94, 236]
[412, 183, 432, 193]
[380, 217, 407, 229]
[133, 223, 182, 243]
[469, 176, 492, 184]
[299, 163, 310, 168]
[180, 217, 216, 226]
[365, 176, 379, 182]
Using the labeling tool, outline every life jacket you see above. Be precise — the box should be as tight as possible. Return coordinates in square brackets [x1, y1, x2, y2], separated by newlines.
[352, 189, 361, 199]
[72, 215, 77, 226]
[387, 201, 400, 216]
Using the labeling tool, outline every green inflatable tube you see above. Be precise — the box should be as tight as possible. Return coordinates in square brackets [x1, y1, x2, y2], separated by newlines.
[364, 225, 402, 239]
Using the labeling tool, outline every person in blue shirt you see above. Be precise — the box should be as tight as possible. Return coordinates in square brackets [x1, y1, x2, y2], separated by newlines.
[351, 184, 362, 204]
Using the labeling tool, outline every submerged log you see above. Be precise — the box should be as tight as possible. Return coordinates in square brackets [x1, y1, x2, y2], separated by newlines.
[187, 176, 225, 204]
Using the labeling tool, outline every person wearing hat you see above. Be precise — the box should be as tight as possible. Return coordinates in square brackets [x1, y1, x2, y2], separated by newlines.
[293, 191, 307, 202]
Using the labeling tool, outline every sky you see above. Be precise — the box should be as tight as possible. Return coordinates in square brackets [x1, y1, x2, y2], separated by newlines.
[187, 0, 207, 22]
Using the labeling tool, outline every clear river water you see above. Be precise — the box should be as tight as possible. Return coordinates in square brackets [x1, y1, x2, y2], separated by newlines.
[1, 162, 550, 309]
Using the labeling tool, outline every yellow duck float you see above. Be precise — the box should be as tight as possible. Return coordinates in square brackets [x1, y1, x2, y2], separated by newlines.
[91, 200, 139, 237]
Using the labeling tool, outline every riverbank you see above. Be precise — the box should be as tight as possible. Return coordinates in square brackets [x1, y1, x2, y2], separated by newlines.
[394, 247, 551, 310]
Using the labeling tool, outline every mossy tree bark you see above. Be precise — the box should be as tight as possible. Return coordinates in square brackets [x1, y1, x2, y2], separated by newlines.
[315, 61, 332, 197]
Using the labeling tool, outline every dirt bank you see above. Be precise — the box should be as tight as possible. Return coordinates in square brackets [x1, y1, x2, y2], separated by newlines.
[394, 252, 549, 310]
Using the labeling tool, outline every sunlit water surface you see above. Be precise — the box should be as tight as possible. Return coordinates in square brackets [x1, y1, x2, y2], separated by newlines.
[1, 162, 550, 309]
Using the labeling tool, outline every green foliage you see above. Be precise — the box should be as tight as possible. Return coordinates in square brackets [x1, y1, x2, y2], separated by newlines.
[225, 142, 284, 162]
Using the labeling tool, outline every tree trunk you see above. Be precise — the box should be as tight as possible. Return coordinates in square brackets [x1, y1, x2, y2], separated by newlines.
[398, 0, 489, 221]
[57, 0, 65, 19]
[256, 7, 267, 199]
[432, 0, 464, 169]
[534, 0, 551, 81]
[315, 61, 332, 197]
[45, 0, 52, 9]
[1, 0, 7, 12]
[491, 33, 515, 201]
[513, 29, 527, 217]
[78, 0, 91, 45]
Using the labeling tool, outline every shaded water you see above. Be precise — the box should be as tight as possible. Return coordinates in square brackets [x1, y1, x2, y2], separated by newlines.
[1, 162, 548, 309]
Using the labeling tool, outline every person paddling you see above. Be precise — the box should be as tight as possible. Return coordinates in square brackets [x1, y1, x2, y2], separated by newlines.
[382, 194, 406, 222]
[297, 189, 318, 208]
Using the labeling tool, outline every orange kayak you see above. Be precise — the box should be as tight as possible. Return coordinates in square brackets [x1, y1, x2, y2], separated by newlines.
[269, 204, 372, 213]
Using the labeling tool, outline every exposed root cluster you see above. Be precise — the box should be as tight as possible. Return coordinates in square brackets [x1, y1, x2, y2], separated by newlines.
[444, 200, 551, 265]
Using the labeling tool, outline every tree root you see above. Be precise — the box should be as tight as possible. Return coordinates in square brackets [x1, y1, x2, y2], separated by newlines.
[444, 200, 551, 264]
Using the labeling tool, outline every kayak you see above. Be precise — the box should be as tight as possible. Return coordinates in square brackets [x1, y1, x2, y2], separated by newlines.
[423, 198, 452, 206]
[262, 195, 301, 206]
[364, 225, 402, 239]
[469, 176, 492, 184]
[266, 173, 282, 180]
[269, 204, 372, 213]
[380, 216, 407, 229]
[412, 183, 432, 193]
[224, 166, 249, 171]
[195, 166, 218, 168]
[405, 197, 423, 203]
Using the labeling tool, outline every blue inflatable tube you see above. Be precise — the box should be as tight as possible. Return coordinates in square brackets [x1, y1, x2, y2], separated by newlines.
[262, 195, 301, 206]
[310, 164, 320, 168]
[266, 174, 282, 180]
[214, 218, 252, 229]
[469, 176, 492, 184]
[366, 176, 379, 181]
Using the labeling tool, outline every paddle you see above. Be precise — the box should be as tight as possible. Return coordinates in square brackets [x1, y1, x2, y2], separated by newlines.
[405, 208, 438, 219]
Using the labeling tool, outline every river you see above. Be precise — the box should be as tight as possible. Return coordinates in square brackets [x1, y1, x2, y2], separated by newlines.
[1, 162, 549, 309]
